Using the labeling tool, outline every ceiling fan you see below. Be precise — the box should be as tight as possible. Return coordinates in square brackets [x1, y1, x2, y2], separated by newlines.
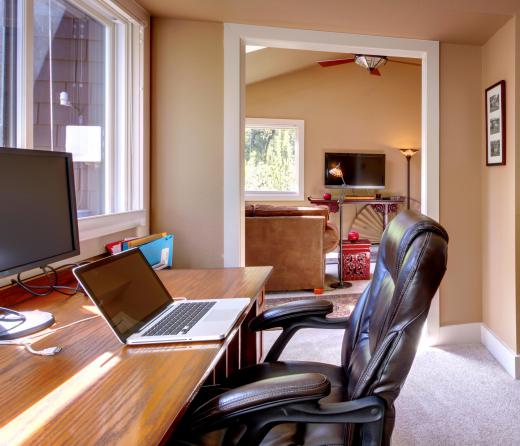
[317, 54, 420, 76]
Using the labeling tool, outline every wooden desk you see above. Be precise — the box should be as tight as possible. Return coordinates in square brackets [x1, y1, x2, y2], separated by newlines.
[0, 267, 272, 446]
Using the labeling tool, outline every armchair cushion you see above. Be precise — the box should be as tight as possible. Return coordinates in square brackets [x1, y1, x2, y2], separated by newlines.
[323, 221, 340, 253]
[249, 299, 333, 331]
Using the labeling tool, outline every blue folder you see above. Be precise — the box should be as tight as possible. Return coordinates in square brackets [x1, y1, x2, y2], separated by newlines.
[123, 234, 174, 270]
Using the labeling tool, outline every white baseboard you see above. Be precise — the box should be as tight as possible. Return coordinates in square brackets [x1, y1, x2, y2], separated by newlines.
[481, 325, 520, 379]
[433, 322, 481, 345]
[429, 322, 520, 379]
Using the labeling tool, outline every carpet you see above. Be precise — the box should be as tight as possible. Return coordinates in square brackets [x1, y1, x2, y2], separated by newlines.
[263, 330, 520, 445]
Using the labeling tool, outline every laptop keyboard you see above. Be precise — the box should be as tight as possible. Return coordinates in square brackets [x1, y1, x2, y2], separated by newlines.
[142, 302, 216, 337]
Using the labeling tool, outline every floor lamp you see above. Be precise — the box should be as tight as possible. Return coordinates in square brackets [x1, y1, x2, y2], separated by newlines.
[398, 148, 419, 210]
[328, 163, 352, 289]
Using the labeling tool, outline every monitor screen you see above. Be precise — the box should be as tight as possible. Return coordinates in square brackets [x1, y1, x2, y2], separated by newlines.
[325, 152, 386, 189]
[0, 148, 80, 277]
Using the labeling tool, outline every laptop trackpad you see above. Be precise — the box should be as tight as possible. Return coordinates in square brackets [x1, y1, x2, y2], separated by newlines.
[204, 309, 233, 322]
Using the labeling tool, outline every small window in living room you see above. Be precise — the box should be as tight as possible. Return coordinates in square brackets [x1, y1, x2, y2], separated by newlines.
[245, 118, 304, 201]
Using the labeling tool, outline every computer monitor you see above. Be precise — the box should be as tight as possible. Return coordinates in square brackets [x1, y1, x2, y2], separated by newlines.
[0, 148, 80, 278]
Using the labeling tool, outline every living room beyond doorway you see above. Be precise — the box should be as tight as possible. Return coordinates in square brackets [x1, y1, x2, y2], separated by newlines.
[243, 45, 422, 315]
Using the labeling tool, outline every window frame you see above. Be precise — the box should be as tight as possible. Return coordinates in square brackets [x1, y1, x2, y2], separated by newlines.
[244, 117, 305, 201]
[13, 0, 147, 241]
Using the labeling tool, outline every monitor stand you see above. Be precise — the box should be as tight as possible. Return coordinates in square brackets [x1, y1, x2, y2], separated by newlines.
[0, 309, 55, 340]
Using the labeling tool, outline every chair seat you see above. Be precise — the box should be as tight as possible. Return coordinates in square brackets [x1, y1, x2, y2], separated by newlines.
[172, 361, 348, 446]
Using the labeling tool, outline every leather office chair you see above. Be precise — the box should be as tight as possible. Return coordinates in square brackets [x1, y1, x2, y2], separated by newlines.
[174, 211, 448, 446]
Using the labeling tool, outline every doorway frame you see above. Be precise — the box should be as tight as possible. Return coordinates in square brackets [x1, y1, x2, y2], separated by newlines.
[223, 23, 440, 341]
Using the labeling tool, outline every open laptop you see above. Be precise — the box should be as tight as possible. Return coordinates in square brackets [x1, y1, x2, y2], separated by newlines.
[73, 249, 250, 345]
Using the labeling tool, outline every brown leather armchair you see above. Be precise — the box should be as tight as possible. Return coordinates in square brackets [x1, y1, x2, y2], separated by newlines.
[245, 204, 339, 291]
[173, 211, 449, 446]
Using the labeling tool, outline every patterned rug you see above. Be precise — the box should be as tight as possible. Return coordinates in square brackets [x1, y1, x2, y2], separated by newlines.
[264, 293, 361, 318]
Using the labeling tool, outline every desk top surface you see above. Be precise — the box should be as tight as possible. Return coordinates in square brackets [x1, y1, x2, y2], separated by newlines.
[0, 266, 271, 446]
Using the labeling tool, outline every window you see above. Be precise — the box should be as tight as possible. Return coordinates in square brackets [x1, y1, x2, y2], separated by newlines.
[244, 118, 304, 201]
[0, 0, 18, 147]
[33, 0, 107, 217]
[0, 0, 145, 233]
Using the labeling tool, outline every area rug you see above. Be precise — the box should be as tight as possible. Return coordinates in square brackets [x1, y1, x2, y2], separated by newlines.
[265, 293, 361, 318]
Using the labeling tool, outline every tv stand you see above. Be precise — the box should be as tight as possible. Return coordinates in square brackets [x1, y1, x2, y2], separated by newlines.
[308, 196, 404, 288]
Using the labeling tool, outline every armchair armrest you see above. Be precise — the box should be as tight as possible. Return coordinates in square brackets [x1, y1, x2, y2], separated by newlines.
[190, 373, 330, 431]
[249, 300, 349, 361]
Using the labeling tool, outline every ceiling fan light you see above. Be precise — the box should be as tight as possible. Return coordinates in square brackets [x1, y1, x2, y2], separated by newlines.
[355, 55, 387, 71]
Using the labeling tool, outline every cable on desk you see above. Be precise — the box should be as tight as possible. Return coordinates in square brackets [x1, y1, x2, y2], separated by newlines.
[10, 262, 90, 297]
[0, 314, 100, 356]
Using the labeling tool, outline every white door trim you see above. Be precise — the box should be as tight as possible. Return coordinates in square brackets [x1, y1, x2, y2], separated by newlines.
[223, 23, 440, 339]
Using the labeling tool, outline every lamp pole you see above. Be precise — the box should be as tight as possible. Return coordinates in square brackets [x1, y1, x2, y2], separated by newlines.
[398, 148, 419, 211]
[406, 155, 411, 210]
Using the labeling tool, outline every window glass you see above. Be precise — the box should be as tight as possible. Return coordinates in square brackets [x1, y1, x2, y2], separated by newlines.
[244, 119, 303, 200]
[0, 0, 18, 147]
[33, 0, 106, 217]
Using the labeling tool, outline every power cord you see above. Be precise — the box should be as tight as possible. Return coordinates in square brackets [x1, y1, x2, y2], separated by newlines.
[10, 262, 90, 297]
[0, 314, 100, 356]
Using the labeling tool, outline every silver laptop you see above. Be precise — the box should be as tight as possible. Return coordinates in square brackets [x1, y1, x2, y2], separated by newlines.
[73, 249, 250, 345]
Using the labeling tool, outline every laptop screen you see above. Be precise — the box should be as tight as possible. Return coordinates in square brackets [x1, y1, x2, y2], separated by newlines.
[75, 249, 172, 340]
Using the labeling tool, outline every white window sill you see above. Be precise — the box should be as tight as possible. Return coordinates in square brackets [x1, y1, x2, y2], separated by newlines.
[245, 192, 304, 202]
[79, 210, 147, 241]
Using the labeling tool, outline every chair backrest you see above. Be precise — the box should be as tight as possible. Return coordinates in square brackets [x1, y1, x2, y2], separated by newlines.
[341, 211, 448, 437]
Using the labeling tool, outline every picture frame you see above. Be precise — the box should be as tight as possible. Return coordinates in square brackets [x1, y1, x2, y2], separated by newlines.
[485, 80, 506, 166]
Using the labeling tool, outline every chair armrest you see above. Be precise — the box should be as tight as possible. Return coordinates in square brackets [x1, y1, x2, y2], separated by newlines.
[249, 299, 336, 331]
[249, 299, 348, 361]
[184, 386, 384, 446]
[190, 373, 330, 431]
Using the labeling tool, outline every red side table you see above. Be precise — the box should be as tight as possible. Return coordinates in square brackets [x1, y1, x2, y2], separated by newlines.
[342, 239, 371, 281]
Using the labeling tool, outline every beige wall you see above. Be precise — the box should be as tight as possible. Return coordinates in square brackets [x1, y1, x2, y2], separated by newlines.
[438, 43, 483, 326]
[149, 17, 520, 339]
[245, 61, 421, 233]
[150, 18, 225, 268]
[481, 18, 517, 351]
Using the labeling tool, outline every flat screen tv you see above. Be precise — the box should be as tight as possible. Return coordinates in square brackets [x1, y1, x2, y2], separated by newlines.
[324, 152, 385, 189]
[0, 148, 80, 277]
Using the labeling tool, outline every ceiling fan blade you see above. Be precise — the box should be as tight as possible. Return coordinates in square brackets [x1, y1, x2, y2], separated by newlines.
[388, 58, 421, 66]
[317, 58, 355, 67]
[370, 68, 382, 76]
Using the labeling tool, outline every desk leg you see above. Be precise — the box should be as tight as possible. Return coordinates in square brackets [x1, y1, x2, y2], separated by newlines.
[383, 204, 389, 229]
[240, 290, 264, 367]
[331, 199, 351, 289]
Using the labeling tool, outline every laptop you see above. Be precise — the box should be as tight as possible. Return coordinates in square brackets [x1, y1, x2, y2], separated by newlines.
[73, 249, 250, 345]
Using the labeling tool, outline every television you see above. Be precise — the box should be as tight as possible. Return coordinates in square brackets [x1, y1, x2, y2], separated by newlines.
[324, 152, 386, 189]
[0, 148, 80, 278]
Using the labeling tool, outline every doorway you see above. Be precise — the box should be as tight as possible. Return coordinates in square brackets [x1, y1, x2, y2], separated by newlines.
[222, 23, 440, 341]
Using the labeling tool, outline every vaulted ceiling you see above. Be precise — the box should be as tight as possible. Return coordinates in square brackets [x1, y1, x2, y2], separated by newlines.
[135, 0, 520, 45]
[245, 48, 421, 85]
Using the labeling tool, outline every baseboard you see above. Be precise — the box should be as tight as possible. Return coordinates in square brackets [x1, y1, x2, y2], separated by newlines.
[431, 323, 520, 379]
[434, 322, 481, 345]
[480, 325, 520, 379]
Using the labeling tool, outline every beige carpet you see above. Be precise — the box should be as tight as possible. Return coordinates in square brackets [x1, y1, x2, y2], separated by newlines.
[263, 329, 520, 445]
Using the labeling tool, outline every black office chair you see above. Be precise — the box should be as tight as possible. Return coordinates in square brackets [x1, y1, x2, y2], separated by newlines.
[173, 210, 449, 446]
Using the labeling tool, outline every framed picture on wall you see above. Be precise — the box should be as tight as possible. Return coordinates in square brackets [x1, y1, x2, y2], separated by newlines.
[485, 80, 506, 166]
